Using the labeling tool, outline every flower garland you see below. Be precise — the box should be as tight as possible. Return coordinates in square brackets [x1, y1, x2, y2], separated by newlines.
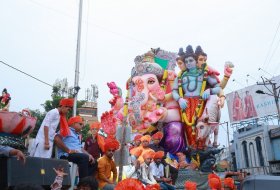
[157, 69, 169, 109]
[178, 65, 208, 135]
[160, 70, 168, 91]
[123, 89, 129, 117]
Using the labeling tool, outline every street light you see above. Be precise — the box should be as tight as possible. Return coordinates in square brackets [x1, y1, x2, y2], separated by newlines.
[255, 90, 265, 95]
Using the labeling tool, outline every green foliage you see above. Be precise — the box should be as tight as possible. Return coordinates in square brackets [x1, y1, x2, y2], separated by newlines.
[29, 109, 46, 138]
[81, 123, 91, 142]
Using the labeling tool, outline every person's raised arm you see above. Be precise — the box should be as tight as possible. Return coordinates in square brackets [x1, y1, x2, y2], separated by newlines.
[50, 167, 68, 190]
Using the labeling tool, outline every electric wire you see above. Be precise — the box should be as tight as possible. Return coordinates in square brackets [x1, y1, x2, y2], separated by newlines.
[0, 60, 53, 87]
[261, 21, 280, 69]
[266, 36, 280, 71]
[27, 0, 152, 47]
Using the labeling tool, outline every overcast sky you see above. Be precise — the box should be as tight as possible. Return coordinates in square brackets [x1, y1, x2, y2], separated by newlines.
[1, 0, 280, 146]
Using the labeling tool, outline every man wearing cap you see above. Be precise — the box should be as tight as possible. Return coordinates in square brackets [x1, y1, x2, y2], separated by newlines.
[125, 149, 142, 179]
[30, 98, 73, 158]
[129, 134, 142, 151]
[84, 121, 104, 160]
[97, 138, 119, 190]
[150, 151, 175, 190]
[149, 131, 164, 152]
[54, 116, 96, 178]
[139, 150, 157, 185]
[150, 131, 178, 184]
[130, 135, 154, 164]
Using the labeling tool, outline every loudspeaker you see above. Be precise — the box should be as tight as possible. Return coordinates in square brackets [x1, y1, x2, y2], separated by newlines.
[0, 156, 71, 189]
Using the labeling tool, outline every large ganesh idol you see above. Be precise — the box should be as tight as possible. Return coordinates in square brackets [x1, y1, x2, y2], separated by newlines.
[129, 49, 186, 154]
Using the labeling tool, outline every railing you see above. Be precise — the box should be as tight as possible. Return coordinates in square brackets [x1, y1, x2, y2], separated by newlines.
[268, 161, 280, 176]
[239, 166, 270, 175]
[240, 162, 280, 176]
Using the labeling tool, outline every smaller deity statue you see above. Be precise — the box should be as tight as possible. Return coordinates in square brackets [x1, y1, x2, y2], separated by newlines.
[0, 88, 11, 111]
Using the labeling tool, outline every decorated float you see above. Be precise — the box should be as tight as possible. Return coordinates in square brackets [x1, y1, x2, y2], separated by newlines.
[100, 45, 234, 189]
[0, 45, 235, 189]
[0, 109, 37, 151]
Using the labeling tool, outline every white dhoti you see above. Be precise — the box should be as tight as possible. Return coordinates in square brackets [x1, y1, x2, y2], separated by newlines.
[29, 108, 60, 158]
[29, 139, 54, 158]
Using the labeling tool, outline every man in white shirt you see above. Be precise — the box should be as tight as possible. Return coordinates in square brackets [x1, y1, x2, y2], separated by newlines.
[150, 151, 175, 190]
[29, 98, 73, 158]
[125, 148, 142, 179]
[139, 151, 157, 185]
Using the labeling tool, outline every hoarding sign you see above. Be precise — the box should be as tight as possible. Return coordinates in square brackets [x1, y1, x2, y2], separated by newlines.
[226, 76, 280, 123]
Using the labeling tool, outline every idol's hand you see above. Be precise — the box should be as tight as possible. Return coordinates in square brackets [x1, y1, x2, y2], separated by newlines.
[202, 89, 211, 100]
[218, 96, 226, 108]
[178, 98, 188, 110]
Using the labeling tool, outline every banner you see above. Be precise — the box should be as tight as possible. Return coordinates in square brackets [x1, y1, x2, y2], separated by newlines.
[226, 76, 280, 123]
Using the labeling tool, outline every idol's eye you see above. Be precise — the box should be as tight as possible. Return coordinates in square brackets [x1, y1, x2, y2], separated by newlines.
[148, 78, 155, 84]
[200, 125, 204, 129]
[131, 81, 135, 87]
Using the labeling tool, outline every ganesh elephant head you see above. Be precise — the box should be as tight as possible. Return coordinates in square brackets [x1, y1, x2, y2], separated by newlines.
[129, 60, 167, 131]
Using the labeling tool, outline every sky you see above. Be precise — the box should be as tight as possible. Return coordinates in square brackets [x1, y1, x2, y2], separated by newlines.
[1, 0, 280, 147]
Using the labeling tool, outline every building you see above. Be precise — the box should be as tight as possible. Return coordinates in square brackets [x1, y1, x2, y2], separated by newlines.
[233, 121, 279, 175]
[78, 101, 98, 125]
[225, 75, 280, 175]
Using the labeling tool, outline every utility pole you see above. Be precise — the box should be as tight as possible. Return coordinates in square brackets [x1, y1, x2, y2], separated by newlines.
[220, 121, 231, 169]
[226, 121, 230, 148]
[256, 76, 280, 125]
[73, 0, 83, 116]
[220, 121, 230, 147]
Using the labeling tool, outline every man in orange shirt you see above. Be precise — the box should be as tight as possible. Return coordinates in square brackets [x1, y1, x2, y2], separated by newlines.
[97, 138, 120, 190]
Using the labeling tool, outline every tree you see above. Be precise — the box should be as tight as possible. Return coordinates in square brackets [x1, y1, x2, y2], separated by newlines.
[29, 109, 45, 138]
[81, 123, 90, 142]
